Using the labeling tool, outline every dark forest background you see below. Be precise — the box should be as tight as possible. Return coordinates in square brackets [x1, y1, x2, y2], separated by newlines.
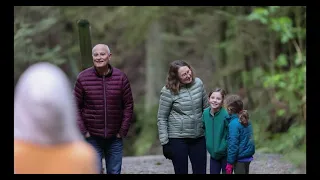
[14, 6, 306, 169]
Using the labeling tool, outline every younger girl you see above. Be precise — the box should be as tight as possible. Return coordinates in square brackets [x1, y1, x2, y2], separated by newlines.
[202, 88, 229, 174]
[224, 95, 255, 174]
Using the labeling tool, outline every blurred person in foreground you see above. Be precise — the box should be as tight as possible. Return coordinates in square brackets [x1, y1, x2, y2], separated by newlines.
[14, 62, 98, 174]
[74, 44, 134, 174]
[224, 94, 255, 174]
[157, 60, 209, 174]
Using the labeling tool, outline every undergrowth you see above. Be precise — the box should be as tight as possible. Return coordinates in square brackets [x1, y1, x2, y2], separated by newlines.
[251, 110, 306, 168]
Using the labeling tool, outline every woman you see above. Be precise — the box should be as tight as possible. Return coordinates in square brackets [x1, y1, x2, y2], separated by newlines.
[157, 60, 209, 174]
[202, 88, 229, 174]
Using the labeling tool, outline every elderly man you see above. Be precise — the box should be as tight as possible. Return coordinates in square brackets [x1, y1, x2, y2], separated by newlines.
[74, 44, 134, 174]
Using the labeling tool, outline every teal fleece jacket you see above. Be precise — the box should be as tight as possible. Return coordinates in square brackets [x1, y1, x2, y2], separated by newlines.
[202, 107, 229, 160]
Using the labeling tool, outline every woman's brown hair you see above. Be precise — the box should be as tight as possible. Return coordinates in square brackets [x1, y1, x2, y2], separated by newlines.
[165, 60, 195, 94]
[224, 94, 249, 126]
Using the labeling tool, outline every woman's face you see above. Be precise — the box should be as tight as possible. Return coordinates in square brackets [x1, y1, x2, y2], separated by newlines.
[209, 92, 223, 110]
[178, 66, 193, 84]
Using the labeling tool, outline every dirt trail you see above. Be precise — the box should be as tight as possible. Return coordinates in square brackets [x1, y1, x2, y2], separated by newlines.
[102, 153, 304, 174]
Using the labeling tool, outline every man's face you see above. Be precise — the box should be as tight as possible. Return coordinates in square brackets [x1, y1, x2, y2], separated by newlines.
[178, 66, 193, 84]
[92, 45, 111, 68]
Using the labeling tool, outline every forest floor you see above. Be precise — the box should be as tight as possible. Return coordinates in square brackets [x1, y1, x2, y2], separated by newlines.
[102, 152, 305, 174]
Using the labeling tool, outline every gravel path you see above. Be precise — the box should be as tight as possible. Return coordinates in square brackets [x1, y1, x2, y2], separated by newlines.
[102, 153, 304, 174]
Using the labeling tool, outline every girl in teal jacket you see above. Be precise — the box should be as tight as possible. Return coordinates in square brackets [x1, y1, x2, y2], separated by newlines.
[224, 95, 255, 174]
[202, 88, 229, 174]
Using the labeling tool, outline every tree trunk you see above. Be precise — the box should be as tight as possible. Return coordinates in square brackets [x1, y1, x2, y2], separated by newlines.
[145, 21, 165, 112]
[77, 19, 93, 71]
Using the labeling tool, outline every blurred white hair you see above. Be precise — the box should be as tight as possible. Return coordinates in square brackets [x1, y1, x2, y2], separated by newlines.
[14, 62, 83, 145]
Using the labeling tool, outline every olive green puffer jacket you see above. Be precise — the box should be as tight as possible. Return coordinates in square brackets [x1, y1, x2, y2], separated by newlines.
[157, 77, 209, 145]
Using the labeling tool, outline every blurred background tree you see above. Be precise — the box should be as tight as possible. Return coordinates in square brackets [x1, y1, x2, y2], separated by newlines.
[14, 6, 306, 169]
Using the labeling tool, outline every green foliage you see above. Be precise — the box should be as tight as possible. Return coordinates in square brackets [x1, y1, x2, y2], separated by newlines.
[250, 109, 272, 150]
[247, 7, 306, 119]
[248, 6, 305, 44]
[245, 7, 306, 167]
[270, 124, 305, 153]
[255, 122, 306, 166]
[247, 7, 270, 24]
[14, 17, 61, 61]
[275, 54, 288, 67]
[270, 17, 294, 44]
[283, 148, 306, 167]
[14, 6, 68, 83]
[132, 99, 159, 156]
[252, 107, 306, 165]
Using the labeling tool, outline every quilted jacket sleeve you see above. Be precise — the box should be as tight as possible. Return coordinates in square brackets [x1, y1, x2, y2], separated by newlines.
[227, 120, 240, 164]
[157, 87, 173, 145]
[196, 78, 209, 111]
[119, 74, 134, 138]
[201, 82, 209, 111]
[73, 76, 87, 135]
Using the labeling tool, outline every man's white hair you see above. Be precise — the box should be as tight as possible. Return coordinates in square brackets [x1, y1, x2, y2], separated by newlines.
[92, 44, 110, 55]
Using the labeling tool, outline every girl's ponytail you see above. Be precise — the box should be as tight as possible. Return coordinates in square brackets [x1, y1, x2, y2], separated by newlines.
[239, 110, 249, 126]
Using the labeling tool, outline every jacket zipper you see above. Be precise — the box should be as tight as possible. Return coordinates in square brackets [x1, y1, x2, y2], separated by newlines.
[187, 87, 195, 134]
[103, 76, 107, 138]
